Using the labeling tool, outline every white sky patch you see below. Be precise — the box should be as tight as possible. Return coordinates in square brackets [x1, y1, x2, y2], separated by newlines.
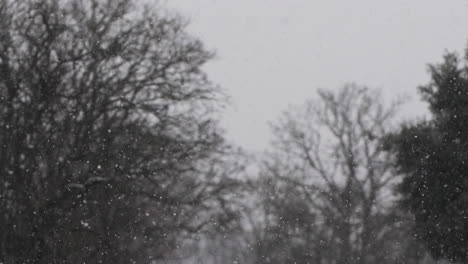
[167, 0, 468, 150]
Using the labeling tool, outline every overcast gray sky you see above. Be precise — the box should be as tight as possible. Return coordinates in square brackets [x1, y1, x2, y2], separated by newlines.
[167, 0, 468, 151]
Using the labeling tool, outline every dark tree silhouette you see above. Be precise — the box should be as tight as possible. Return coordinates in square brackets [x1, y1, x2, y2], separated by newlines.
[385, 51, 468, 262]
[0, 0, 242, 263]
[253, 85, 429, 264]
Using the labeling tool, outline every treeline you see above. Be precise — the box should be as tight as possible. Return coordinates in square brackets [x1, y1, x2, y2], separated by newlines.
[0, 0, 466, 263]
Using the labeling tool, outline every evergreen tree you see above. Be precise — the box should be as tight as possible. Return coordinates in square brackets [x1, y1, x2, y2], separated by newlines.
[386, 51, 468, 262]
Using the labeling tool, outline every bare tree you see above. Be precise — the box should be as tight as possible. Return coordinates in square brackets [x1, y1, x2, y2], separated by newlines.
[253, 84, 429, 264]
[0, 0, 243, 263]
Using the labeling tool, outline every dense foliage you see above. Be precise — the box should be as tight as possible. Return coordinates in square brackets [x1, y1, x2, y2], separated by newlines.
[386, 51, 468, 262]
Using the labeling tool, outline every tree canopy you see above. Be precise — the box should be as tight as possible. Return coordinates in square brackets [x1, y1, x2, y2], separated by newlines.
[252, 85, 427, 264]
[0, 0, 242, 263]
[386, 51, 468, 262]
